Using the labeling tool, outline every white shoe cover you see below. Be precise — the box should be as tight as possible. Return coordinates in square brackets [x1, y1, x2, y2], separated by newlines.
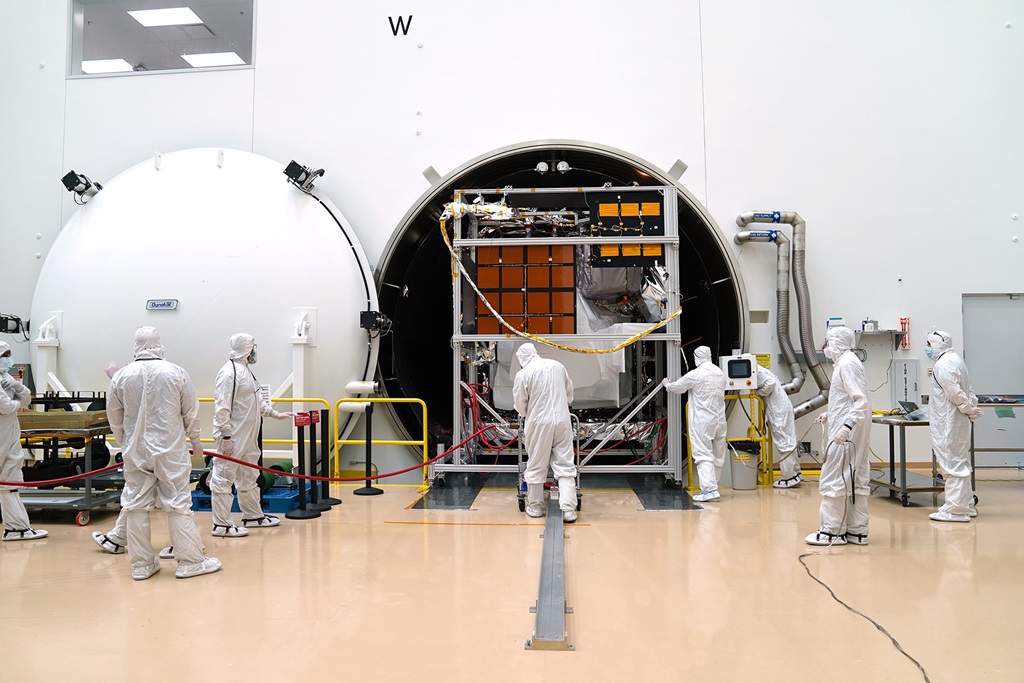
[968, 507, 978, 518]
[212, 524, 249, 537]
[2, 528, 48, 542]
[525, 483, 545, 518]
[804, 530, 847, 546]
[845, 532, 868, 545]
[929, 510, 970, 523]
[132, 559, 161, 581]
[773, 474, 802, 489]
[159, 546, 175, 560]
[557, 477, 578, 523]
[175, 557, 222, 579]
[242, 515, 280, 528]
[91, 532, 125, 554]
[692, 490, 721, 503]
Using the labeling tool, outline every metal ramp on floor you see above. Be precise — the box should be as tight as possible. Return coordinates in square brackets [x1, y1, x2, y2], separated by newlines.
[526, 497, 573, 651]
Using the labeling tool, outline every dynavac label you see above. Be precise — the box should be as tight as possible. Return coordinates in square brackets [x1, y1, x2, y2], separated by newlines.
[146, 299, 178, 310]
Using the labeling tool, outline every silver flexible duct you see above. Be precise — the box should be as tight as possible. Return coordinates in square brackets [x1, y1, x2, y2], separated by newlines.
[732, 229, 804, 394]
[736, 211, 829, 417]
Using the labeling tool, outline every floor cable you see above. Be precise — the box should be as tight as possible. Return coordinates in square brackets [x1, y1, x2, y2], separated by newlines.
[798, 548, 931, 683]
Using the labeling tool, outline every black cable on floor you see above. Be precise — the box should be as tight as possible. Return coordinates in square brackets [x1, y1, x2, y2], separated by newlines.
[798, 549, 931, 683]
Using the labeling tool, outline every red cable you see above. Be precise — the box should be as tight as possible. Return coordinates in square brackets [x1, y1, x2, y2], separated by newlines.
[460, 383, 517, 460]
[624, 421, 668, 465]
[593, 417, 667, 453]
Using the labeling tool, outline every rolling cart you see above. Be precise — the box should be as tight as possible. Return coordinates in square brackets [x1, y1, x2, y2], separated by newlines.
[18, 421, 119, 526]
[516, 414, 582, 513]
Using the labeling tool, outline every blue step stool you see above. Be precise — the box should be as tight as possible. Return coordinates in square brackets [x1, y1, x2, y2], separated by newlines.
[191, 484, 313, 514]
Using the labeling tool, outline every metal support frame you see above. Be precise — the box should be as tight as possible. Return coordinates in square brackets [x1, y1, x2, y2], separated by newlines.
[445, 185, 684, 482]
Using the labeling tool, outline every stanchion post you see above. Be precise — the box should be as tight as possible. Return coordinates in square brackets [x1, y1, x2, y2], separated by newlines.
[306, 410, 330, 512]
[353, 402, 383, 496]
[286, 414, 320, 519]
[319, 408, 341, 505]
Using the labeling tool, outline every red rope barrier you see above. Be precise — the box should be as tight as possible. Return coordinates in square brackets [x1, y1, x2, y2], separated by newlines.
[0, 426, 500, 488]
[0, 461, 124, 488]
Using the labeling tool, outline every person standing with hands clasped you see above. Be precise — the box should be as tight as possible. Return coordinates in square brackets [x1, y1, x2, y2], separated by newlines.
[208, 333, 295, 537]
[663, 346, 727, 503]
[106, 327, 219, 579]
[806, 326, 871, 546]
[925, 330, 982, 523]
[0, 341, 47, 541]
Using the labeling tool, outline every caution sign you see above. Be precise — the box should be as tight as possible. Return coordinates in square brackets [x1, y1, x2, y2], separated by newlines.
[756, 353, 771, 369]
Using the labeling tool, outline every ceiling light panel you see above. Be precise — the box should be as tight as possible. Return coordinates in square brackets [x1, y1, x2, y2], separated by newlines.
[81, 58, 134, 74]
[181, 51, 245, 68]
[127, 8, 202, 28]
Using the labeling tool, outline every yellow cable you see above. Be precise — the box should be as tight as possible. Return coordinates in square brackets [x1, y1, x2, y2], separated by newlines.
[440, 217, 681, 354]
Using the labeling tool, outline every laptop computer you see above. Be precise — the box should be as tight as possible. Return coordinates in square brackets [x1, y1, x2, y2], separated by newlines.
[898, 400, 927, 421]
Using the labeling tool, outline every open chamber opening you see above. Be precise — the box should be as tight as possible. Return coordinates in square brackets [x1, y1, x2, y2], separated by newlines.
[375, 141, 746, 480]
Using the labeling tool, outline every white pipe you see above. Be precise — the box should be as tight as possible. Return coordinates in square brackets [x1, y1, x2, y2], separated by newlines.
[346, 380, 378, 395]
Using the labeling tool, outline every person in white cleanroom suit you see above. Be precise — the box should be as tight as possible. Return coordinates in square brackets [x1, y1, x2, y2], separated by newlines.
[91, 362, 130, 554]
[513, 343, 578, 522]
[806, 326, 871, 546]
[92, 361, 184, 560]
[0, 341, 48, 541]
[754, 365, 803, 488]
[106, 327, 220, 580]
[208, 333, 295, 536]
[663, 346, 727, 503]
[925, 330, 982, 523]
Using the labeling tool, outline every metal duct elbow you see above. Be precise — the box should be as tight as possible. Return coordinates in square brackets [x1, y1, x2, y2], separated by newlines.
[793, 392, 828, 418]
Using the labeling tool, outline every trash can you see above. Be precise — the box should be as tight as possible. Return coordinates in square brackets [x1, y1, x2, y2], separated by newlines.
[729, 440, 760, 491]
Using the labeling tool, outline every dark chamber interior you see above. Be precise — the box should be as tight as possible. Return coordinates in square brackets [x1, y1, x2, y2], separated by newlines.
[375, 145, 742, 450]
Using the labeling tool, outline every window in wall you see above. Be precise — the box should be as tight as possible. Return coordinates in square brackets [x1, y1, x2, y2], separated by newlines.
[70, 1, 254, 76]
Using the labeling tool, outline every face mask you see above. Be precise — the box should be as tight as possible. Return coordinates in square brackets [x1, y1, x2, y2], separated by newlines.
[925, 347, 934, 360]
[0, 357, 13, 369]
[247, 349, 257, 364]
[824, 342, 841, 362]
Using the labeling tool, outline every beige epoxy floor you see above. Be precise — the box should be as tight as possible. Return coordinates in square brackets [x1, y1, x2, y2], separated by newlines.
[2, 473, 1023, 683]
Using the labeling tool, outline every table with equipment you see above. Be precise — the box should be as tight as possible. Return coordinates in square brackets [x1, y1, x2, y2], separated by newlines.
[971, 396, 1024, 470]
[17, 409, 120, 526]
[870, 414, 946, 507]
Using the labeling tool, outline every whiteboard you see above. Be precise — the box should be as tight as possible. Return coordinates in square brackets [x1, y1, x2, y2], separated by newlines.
[963, 294, 1024, 394]
[963, 294, 1024, 467]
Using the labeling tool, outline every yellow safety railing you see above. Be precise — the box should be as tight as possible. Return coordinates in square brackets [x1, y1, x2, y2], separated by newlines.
[686, 392, 771, 490]
[195, 396, 332, 465]
[334, 397, 429, 486]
